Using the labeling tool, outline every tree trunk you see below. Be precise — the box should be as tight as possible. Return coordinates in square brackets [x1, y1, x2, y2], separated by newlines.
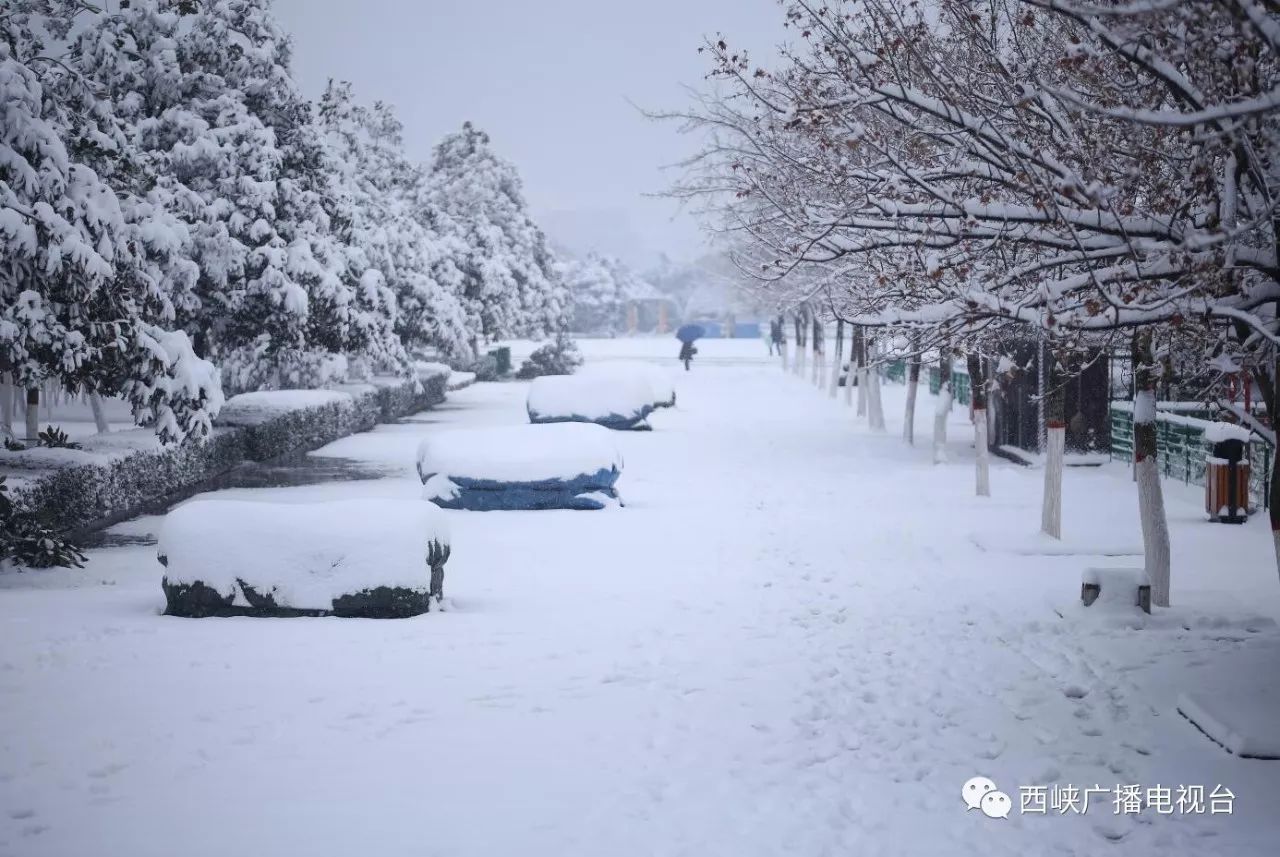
[25, 387, 39, 442]
[814, 318, 824, 388]
[1271, 356, 1280, 583]
[1041, 363, 1065, 539]
[845, 326, 859, 407]
[904, 349, 921, 445]
[0, 378, 12, 439]
[89, 392, 111, 434]
[793, 314, 807, 377]
[778, 314, 789, 374]
[856, 329, 868, 416]
[968, 354, 990, 497]
[867, 337, 886, 431]
[1133, 331, 1172, 607]
[933, 351, 952, 463]
[828, 321, 844, 398]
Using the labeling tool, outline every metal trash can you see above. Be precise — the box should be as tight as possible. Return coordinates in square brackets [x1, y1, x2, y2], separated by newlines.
[487, 346, 511, 376]
[1205, 437, 1249, 524]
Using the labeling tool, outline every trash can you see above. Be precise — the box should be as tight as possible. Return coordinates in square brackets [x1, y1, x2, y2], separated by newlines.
[487, 346, 511, 376]
[1205, 437, 1249, 524]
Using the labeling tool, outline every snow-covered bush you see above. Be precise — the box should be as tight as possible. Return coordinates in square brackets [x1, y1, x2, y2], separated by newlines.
[159, 499, 451, 617]
[527, 373, 655, 431]
[417, 423, 623, 511]
[516, 336, 584, 380]
[0, 476, 85, 570]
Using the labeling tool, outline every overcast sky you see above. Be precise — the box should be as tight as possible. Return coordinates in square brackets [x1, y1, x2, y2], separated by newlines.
[271, 0, 790, 267]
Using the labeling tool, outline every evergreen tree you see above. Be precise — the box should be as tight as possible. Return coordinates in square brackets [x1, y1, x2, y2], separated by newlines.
[426, 122, 565, 345]
[1, 1, 221, 444]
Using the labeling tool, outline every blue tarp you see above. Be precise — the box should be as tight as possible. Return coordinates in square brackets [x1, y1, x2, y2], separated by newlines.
[527, 405, 654, 431]
[424, 468, 623, 511]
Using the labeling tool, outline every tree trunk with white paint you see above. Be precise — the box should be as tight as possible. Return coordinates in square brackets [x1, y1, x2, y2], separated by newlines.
[25, 388, 39, 442]
[828, 321, 844, 398]
[1133, 332, 1172, 606]
[0, 378, 12, 439]
[855, 329, 868, 416]
[968, 354, 990, 497]
[1041, 371, 1065, 539]
[844, 326, 858, 407]
[779, 315, 790, 374]
[866, 339, 885, 431]
[89, 392, 111, 434]
[793, 315, 807, 378]
[933, 353, 951, 464]
[904, 351, 920, 445]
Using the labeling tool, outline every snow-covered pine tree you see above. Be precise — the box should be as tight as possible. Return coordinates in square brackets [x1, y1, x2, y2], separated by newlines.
[1, 1, 221, 445]
[426, 122, 563, 346]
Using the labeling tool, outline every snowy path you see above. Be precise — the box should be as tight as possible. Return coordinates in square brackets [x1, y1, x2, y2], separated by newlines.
[2, 340, 1278, 856]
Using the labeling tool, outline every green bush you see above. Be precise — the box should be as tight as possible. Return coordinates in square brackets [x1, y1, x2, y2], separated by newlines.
[516, 335, 584, 380]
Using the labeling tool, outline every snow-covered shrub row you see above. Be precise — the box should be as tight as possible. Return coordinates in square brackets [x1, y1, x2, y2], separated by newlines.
[8, 373, 448, 537]
[160, 499, 451, 618]
[417, 424, 623, 511]
[526, 375, 656, 431]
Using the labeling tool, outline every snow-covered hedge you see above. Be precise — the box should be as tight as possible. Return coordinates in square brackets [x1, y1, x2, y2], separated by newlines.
[581, 361, 676, 409]
[7, 370, 449, 537]
[417, 423, 623, 510]
[159, 499, 451, 617]
[526, 374, 655, 431]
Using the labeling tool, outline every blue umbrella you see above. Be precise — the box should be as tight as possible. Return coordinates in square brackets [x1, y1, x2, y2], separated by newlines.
[675, 324, 704, 344]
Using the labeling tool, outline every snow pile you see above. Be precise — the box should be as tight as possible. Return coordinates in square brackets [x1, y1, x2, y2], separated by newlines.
[581, 361, 677, 408]
[216, 390, 353, 427]
[159, 498, 451, 617]
[526, 374, 655, 430]
[417, 423, 623, 510]
[1203, 421, 1253, 444]
[1177, 639, 1280, 759]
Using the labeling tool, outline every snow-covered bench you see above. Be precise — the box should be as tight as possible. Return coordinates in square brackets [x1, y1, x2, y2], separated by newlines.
[1081, 567, 1151, 614]
[581, 361, 676, 409]
[417, 423, 623, 511]
[526, 374, 655, 430]
[159, 498, 451, 618]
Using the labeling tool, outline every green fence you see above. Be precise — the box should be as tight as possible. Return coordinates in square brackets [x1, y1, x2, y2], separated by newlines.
[928, 365, 971, 406]
[1110, 403, 1271, 510]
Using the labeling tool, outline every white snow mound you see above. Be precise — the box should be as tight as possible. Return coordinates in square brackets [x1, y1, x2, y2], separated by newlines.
[416, 423, 622, 484]
[1203, 422, 1252, 444]
[581, 361, 676, 406]
[159, 498, 449, 608]
[527, 373, 654, 422]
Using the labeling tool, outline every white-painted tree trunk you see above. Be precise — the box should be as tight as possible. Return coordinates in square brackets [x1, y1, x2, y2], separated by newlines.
[974, 408, 990, 496]
[867, 363, 885, 431]
[827, 354, 840, 398]
[903, 376, 918, 445]
[780, 341, 790, 373]
[856, 366, 868, 416]
[933, 388, 951, 463]
[812, 347, 823, 387]
[795, 342, 806, 378]
[1136, 457, 1172, 607]
[0, 380, 12, 438]
[25, 388, 39, 442]
[89, 393, 111, 434]
[1041, 425, 1065, 539]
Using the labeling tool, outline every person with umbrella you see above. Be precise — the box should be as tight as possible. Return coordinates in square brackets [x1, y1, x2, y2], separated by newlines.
[676, 324, 703, 371]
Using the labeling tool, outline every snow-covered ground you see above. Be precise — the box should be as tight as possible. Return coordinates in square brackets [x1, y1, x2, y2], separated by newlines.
[2, 337, 1278, 856]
